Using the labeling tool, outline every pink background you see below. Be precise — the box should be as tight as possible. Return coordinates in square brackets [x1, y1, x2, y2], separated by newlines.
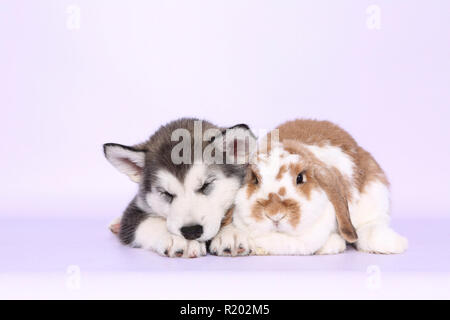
[1, 1, 449, 220]
[1, 1, 449, 300]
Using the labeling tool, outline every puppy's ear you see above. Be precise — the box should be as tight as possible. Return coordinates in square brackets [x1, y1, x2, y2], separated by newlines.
[313, 166, 358, 243]
[210, 124, 257, 165]
[103, 143, 146, 183]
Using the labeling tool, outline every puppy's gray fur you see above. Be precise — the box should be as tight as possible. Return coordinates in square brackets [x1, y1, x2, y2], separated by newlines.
[104, 118, 254, 257]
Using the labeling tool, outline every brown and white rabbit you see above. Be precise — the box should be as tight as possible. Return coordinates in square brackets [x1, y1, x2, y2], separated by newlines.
[210, 119, 408, 255]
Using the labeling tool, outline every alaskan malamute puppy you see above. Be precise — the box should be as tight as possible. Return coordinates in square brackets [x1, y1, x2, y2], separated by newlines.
[104, 118, 256, 258]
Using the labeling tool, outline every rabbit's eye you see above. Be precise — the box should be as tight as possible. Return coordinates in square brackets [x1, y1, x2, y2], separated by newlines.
[296, 172, 305, 185]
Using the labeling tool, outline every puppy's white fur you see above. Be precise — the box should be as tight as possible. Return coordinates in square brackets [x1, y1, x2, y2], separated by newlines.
[111, 163, 242, 258]
[144, 164, 241, 242]
[134, 217, 207, 258]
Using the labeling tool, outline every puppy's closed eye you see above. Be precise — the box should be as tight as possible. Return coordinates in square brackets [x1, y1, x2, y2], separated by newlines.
[198, 180, 215, 195]
[157, 188, 175, 203]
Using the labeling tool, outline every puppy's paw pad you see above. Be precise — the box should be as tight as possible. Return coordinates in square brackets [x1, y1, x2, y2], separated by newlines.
[175, 250, 184, 257]
[236, 242, 251, 256]
[237, 245, 246, 254]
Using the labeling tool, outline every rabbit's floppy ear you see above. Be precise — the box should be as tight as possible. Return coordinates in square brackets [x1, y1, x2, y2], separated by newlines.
[312, 166, 358, 243]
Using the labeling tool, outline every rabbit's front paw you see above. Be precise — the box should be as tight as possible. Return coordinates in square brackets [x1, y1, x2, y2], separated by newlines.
[209, 225, 251, 257]
[316, 233, 346, 255]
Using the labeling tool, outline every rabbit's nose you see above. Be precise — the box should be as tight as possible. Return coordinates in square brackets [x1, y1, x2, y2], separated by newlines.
[265, 213, 286, 222]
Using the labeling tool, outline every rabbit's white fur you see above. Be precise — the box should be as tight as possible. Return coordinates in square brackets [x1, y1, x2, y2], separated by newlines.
[210, 120, 408, 256]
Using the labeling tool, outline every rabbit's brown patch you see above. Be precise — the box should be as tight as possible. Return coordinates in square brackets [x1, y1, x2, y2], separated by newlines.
[355, 147, 389, 192]
[221, 206, 234, 227]
[250, 202, 264, 221]
[252, 193, 301, 227]
[312, 166, 358, 242]
[274, 119, 389, 193]
[278, 187, 286, 196]
[246, 165, 262, 199]
[282, 139, 357, 241]
[276, 165, 287, 180]
[283, 140, 353, 202]
[288, 162, 316, 200]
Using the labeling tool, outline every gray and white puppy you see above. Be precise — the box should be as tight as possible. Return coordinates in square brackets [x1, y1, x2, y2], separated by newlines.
[104, 118, 256, 258]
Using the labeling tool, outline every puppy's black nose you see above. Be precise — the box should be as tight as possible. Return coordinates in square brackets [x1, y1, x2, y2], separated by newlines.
[180, 225, 203, 240]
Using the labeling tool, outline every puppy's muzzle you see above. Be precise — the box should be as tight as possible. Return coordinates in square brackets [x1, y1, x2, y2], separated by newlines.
[180, 224, 203, 240]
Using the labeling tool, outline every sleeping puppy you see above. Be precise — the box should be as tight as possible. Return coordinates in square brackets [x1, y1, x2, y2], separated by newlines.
[104, 118, 256, 258]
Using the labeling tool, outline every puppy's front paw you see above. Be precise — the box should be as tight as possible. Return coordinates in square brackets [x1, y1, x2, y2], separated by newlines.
[209, 226, 251, 257]
[186, 240, 207, 258]
[133, 217, 206, 258]
[156, 234, 206, 258]
[155, 234, 187, 257]
[155, 235, 206, 258]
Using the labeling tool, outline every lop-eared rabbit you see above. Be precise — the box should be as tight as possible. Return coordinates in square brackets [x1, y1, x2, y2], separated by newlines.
[211, 119, 408, 256]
